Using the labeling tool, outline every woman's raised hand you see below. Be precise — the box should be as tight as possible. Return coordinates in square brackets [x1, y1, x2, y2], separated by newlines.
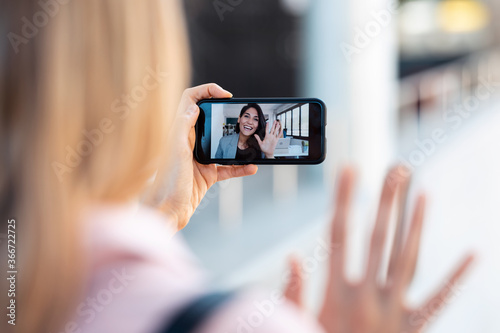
[283, 167, 474, 333]
[316, 166, 474, 333]
[143, 83, 258, 230]
[255, 120, 283, 159]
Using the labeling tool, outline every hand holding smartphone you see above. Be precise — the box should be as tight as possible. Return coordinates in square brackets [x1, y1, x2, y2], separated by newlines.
[194, 98, 326, 165]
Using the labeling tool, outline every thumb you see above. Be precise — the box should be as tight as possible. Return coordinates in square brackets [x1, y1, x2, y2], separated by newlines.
[254, 134, 263, 146]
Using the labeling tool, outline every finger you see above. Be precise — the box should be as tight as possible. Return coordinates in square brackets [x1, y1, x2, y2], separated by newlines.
[414, 255, 474, 330]
[365, 167, 407, 283]
[216, 165, 258, 182]
[174, 83, 231, 144]
[265, 122, 270, 136]
[183, 83, 232, 103]
[284, 256, 304, 309]
[254, 134, 263, 146]
[387, 166, 412, 281]
[176, 84, 232, 131]
[272, 121, 279, 136]
[328, 167, 355, 284]
[393, 195, 425, 292]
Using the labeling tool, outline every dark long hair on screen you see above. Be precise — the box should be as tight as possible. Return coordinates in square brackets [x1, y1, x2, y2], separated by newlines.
[235, 103, 266, 151]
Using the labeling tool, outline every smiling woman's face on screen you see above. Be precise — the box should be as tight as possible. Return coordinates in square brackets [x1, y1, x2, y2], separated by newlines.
[238, 107, 259, 136]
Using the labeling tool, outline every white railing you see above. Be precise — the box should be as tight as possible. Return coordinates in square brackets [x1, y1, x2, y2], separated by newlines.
[398, 47, 500, 155]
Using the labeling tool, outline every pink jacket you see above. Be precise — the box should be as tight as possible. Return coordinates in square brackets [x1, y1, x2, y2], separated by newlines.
[72, 203, 325, 333]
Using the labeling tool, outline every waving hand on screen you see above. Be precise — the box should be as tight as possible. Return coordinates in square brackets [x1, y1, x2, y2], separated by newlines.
[255, 120, 283, 159]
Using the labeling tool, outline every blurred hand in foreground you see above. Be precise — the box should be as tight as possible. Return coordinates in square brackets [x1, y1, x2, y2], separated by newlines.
[285, 166, 474, 333]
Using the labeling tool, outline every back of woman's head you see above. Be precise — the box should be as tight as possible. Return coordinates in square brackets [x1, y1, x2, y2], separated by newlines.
[0, 1, 189, 332]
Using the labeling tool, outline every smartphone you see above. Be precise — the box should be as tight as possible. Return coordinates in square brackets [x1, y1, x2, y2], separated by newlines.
[194, 98, 326, 165]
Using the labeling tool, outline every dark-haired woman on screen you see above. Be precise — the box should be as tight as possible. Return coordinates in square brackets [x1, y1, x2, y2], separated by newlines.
[215, 103, 282, 160]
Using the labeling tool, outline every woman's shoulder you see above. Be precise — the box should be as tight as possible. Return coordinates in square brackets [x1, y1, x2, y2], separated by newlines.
[83, 203, 183, 266]
[219, 133, 238, 144]
[77, 203, 207, 333]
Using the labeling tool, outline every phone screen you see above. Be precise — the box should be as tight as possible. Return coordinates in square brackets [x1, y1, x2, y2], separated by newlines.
[194, 98, 326, 165]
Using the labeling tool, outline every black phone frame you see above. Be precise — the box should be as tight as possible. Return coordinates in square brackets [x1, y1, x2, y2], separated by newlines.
[194, 97, 326, 165]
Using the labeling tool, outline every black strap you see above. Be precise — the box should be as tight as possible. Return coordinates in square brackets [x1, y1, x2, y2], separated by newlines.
[159, 291, 234, 333]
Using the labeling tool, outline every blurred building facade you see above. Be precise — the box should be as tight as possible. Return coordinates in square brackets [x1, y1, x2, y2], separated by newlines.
[181, 1, 500, 332]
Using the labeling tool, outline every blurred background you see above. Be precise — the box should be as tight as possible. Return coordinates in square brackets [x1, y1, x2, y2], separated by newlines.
[181, 0, 500, 331]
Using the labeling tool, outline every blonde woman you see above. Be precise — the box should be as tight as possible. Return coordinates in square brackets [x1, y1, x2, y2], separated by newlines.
[0, 1, 473, 333]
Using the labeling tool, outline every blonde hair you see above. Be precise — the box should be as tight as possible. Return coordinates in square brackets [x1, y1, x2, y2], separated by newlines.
[0, 1, 189, 332]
